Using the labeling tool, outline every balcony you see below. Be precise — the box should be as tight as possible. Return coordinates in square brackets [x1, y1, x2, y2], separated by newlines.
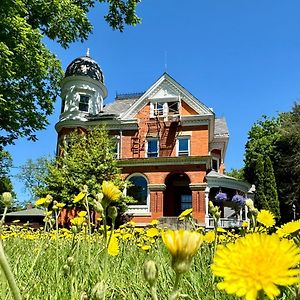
[206, 217, 244, 229]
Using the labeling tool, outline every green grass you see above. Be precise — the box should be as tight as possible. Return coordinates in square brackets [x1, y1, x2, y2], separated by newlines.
[0, 230, 296, 300]
[0, 234, 233, 300]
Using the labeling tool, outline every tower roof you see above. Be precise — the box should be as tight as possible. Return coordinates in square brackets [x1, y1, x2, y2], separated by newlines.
[65, 53, 104, 83]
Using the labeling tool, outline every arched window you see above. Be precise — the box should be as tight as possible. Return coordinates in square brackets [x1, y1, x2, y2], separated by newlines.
[127, 175, 148, 206]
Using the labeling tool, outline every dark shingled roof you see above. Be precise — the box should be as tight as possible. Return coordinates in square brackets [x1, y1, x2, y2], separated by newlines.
[214, 118, 229, 137]
[5, 208, 45, 217]
[103, 94, 141, 116]
[65, 55, 104, 83]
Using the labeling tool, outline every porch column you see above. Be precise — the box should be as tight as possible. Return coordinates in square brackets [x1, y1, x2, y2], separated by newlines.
[148, 184, 166, 219]
[189, 183, 207, 225]
[205, 186, 210, 227]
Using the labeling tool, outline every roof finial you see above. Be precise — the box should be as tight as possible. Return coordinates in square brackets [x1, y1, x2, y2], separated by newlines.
[86, 48, 90, 57]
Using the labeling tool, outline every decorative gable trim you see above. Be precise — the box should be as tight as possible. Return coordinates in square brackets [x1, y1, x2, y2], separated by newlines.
[121, 73, 214, 120]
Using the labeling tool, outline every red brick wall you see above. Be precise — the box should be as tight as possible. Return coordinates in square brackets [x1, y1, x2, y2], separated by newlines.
[120, 101, 210, 159]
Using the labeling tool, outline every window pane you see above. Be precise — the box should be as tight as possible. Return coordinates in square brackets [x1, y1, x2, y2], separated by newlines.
[168, 102, 179, 114]
[178, 138, 189, 156]
[79, 95, 89, 112]
[212, 159, 218, 171]
[127, 176, 147, 205]
[180, 195, 192, 211]
[147, 139, 158, 157]
[154, 103, 164, 116]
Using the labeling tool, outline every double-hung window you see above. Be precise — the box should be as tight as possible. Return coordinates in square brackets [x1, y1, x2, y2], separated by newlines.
[177, 137, 190, 156]
[147, 138, 159, 157]
[79, 94, 90, 112]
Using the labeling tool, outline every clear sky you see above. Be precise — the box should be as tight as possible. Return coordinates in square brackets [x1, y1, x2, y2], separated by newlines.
[7, 0, 300, 202]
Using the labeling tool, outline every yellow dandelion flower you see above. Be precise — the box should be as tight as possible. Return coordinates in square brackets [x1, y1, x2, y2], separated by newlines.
[150, 219, 159, 226]
[102, 181, 122, 203]
[73, 191, 86, 203]
[70, 216, 85, 226]
[107, 234, 119, 256]
[56, 202, 65, 209]
[212, 233, 300, 300]
[178, 208, 193, 220]
[217, 227, 226, 233]
[141, 245, 151, 251]
[35, 197, 47, 206]
[78, 211, 87, 217]
[242, 221, 249, 228]
[276, 220, 300, 238]
[162, 229, 203, 274]
[146, 228, 159, 238]
[12, 220, 20, 223]
[126, 221, 136, 227]
[203, 230, 215, 243]
[122, 233, 133, 240]
[257, 210, 276, 227]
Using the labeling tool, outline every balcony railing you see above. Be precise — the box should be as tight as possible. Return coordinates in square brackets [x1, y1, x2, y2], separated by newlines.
[206, 217, 244, 228]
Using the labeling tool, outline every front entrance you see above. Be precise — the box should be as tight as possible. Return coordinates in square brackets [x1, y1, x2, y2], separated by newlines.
[164, 173, 192, 216]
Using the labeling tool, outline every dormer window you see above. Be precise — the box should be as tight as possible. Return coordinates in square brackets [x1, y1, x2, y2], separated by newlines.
[79, 94, 90, 112]
[150, 97, 180, 119]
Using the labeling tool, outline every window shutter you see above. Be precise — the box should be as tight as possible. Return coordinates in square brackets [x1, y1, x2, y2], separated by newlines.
[150, 102, 154, 117]
[163, 102, 168, 116]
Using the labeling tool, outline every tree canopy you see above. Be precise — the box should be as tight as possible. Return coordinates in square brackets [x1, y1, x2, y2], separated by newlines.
[0, 0, 141, 146]
[243, 103, 300, 221]
[17, 156, 51, 201]
[36, 127, 124, 205]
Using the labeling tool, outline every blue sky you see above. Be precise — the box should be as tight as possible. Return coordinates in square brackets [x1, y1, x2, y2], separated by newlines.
[8, 0, 300, 202]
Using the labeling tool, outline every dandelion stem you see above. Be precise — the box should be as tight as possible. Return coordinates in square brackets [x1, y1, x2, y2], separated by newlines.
[169, 272, 181, 300]
[150, 286, 158, 300]
[0, 242, 22, 300]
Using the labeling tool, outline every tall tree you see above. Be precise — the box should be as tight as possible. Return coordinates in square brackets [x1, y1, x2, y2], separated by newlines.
[244, 116, 281, 184]
[253, 154, 268, 210]
[0, 0, 141, 146]
[17, 156, 51, 201]
[36, 127, 123, 205]
[276, 103, 300, 216]
[264, 155, 280, 218]
[224, 168, 245, 181]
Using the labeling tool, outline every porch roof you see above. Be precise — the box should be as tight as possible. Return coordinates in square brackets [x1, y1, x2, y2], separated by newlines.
[205, 170, 252, 193]
[5, 208, 45, 217]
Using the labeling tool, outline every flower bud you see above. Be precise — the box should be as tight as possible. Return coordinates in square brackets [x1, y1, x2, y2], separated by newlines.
[45, 194, 53, 205]
[108, 206, 118, 221]
[1, 192, 13, 207]
[95, 193, 103, 202]
[71, 226, 78, 234]
[62, 264, 70, 276]
[93, 200, 104, 214]
[66, 256, 75, 267]
[83, 185, 88, 193]
[80, 291, 89, 300]
[92, 281, 107, 300]
[143, 260, 158, 286]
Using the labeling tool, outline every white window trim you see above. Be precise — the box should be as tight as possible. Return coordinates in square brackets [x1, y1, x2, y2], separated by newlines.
[125, 173, 150, 214]
[146, 138, 159, 158]
[78, 94, 90, 112]
[176, 136, 190, 156]
[111, 137, 120, 159]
